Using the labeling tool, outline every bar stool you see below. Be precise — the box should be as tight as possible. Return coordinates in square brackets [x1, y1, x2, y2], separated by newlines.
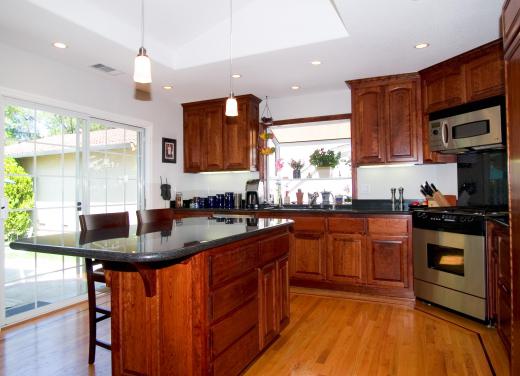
[79, 211, 129, 364]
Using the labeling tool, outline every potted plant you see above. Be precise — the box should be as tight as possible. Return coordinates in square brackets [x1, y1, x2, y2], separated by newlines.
[309, 148, 341, 178]
[290, 159, 304, 179]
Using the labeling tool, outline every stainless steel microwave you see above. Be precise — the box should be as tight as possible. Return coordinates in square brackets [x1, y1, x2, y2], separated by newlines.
[429, 105, 503, 153]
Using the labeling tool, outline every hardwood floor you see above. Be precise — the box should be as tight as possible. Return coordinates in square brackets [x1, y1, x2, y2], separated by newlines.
[0, 289, 509, 376]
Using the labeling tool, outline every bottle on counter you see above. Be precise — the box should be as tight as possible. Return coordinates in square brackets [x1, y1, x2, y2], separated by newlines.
[284, 191, 291, 205]
[296, 189, 304, 205]
[175, 192, 183, 208]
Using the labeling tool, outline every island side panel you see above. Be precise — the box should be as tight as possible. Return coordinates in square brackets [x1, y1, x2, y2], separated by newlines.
[108, 255, 205, 376]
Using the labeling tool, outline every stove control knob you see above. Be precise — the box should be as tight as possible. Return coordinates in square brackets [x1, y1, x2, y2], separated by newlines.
[466, 216, 475, 223]
[460, 216, 467, 222]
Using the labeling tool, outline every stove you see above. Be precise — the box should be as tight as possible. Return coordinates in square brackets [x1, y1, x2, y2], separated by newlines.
[411, 205, 507, 321]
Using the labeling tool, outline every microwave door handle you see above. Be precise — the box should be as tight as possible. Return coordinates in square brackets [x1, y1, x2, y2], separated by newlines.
[442, 121, 450, 148]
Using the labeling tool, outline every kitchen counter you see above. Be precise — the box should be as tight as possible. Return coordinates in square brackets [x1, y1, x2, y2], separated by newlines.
[10, 216, 292, 263]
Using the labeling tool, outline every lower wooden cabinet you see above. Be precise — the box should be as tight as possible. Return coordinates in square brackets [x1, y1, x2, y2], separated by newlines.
[290, 231, 326, 281]
[366, 235, 408, 288]
[326, 233, 366, 284]
[278, 256, 290, 330]
[258, 262, 279, 348]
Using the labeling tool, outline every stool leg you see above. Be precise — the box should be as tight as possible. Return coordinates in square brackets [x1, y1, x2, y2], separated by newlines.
[86, 258, 96, 364]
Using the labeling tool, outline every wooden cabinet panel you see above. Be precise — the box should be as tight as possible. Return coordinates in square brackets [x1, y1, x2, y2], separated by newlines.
[210, 272, 258, 322]
[182, 95, 261, 173]
[259, 233, 290, 264]
[183, 109, 204, 172]
[224, 102, 249, 170]
[366, 236, 408, 288]
[368, 217, 409, 235]
[290, 232, 326, 280]
[277, 256, 290, 330]
[328, 217, 366, 234]
[497, 284, 512, 355]
[385, 81, 420, 162]
[209, 244, 259, 287]
[210, 298, 258, 357]
[258, 262, 279, 349]
[212, 327, 259, 376]
[292, 216, 326, 232]
[422, 65, 466, 113]
[465, 46, 505, 102]
[326, 233, 366, 284]
[204, 105, 225, 171]
[497, 230, 511, 291]
[352, 86, 386, 165]
[503, 0, 520, 51]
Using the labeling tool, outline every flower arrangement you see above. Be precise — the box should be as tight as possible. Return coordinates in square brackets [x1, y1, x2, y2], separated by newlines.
[309, 148, 341, 168]
[290, 159, 304, 170]
[275, 159, 284, 174]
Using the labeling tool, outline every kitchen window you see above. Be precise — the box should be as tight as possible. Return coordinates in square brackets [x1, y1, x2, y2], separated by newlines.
[265, 119, 352, 204]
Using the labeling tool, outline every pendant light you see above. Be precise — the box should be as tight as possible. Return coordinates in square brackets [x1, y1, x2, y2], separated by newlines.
[133, 0, 152, 83]
[225, 0, 238, 117]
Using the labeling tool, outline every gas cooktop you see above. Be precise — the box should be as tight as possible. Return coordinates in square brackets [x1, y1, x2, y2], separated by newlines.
[414, 205, 508, 216]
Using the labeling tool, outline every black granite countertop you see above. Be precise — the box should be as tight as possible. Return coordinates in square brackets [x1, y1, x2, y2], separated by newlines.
[172, 199, 417, 215]
[9, 217, 292, 264]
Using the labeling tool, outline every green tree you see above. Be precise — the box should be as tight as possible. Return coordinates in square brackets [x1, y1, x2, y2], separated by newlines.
[4, 106, 35, 144]
[4, 157, 34, 241]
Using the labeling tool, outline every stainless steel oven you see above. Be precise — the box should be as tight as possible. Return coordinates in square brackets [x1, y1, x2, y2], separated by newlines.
[413, 209, 487, 320]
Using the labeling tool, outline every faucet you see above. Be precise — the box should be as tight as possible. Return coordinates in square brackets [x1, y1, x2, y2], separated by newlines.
[330, 193, 336, 210]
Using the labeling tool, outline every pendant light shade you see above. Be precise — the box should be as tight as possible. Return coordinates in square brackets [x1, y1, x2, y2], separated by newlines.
[226, 0, 238, 117]
[133, 0, 152, 84]
[134, 47, 152, 83]
[225, 94, 238, 117]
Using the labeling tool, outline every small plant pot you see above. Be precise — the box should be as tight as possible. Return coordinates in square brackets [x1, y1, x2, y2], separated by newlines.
[292, 169, 301, 179]
[316, 167, 332, 178]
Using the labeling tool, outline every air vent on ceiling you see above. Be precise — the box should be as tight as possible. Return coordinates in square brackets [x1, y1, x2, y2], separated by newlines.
[90, 63, 124, 76]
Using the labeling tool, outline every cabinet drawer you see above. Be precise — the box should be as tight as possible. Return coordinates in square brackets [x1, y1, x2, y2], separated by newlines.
[212, 327, 259, 376]
[259, 234, 290, 264]
[368, 218, 409, 235]
[210, 244, 258, 286]
[328, 217, 366, 234]
[210, 298, 258, 357]
[210, 272, 258, 322]
[292, 217, 326, 232]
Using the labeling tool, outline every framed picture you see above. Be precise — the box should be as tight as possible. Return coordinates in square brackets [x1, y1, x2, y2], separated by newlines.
[162, 138, 177, 163]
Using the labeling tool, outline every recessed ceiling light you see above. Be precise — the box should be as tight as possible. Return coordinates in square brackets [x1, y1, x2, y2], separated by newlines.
[162, 85, 173, 90]
[53, 42, 67, 49]
[415, 42, 430, 49]
[231, 74, 241, 78]
[311, 61, 322, 65]
[291, 85, 300, 90]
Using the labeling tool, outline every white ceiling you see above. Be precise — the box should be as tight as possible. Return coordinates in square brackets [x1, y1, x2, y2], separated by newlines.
[0, 0, 504, 104]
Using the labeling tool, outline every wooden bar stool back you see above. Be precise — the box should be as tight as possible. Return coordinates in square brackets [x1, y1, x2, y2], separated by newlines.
[136, 208, 175, 225]
[79, 211, 129, 364]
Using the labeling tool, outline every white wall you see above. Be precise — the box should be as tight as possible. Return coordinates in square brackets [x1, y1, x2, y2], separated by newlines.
[268, 90, 351, 119]
[356, 164, 458, 200]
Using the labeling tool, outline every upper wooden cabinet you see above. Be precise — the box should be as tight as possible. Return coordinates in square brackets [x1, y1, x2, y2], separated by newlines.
[420, 39, 504, 114]
[182, 94, 261, 173]
[347, 73, 421, 166]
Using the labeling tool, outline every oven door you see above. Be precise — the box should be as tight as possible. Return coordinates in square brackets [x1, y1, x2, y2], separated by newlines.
[413, 228, 485, 298]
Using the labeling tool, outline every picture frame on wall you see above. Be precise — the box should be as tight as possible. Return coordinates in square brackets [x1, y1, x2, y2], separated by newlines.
[162, 138, 177, 163]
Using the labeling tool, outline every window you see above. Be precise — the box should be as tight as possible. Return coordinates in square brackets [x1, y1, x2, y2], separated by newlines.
[265, 119, 352, 204]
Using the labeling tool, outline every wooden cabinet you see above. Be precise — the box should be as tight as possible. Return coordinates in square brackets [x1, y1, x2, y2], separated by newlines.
[290, 217, 327, 281]
[420, 40, 504, 114]
[258, 262, 278, 348]
[277, 256, 290, 330]
[182, 94, 261, 173]
[326, 233, 366, 284]
[366, 236, 408, 288]
[487, 220, 511, 357]
[347, 73, 421, 166]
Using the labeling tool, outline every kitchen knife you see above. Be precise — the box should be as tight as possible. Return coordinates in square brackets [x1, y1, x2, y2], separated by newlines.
[424, 182, 434, 196]
[431, 183, 439, 192]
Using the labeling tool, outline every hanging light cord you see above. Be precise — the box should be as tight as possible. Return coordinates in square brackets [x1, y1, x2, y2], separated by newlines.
[140, 0, 145, 48]
[229, 0, 233, 96]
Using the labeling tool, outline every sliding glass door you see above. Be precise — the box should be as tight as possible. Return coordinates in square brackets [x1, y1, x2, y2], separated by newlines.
[0, 99, 145, 324]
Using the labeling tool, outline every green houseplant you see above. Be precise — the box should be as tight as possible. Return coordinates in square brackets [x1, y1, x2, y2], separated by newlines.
[309, 148, 341, 178]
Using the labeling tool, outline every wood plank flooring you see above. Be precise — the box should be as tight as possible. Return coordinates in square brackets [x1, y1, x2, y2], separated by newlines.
[0, 289, 509, 376]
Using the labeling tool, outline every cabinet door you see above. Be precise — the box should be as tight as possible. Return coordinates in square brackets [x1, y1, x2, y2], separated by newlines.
[326, 233, 366, 284]
[277, 256, 290, 330]
[352, 86, 385, 165]
[385, 81, 420, 163]
[497, 229, 511, 290]
[496, 283, 512, 354]
[366, 236, 408, 288]
[183, 109, 204, 172]
[422, 65, 466, 113]
[204, 105, 225, 171]
[258, 262, 279, 349]
[465, 46, 505, 103]
[290, 231, 326, 280]
[224, 101, 250, 170]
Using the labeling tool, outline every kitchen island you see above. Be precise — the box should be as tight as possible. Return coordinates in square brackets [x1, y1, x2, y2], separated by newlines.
[10, 216, 293, 376]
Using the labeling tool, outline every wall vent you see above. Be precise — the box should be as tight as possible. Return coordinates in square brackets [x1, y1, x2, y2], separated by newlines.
[90, 63, 124, 76]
